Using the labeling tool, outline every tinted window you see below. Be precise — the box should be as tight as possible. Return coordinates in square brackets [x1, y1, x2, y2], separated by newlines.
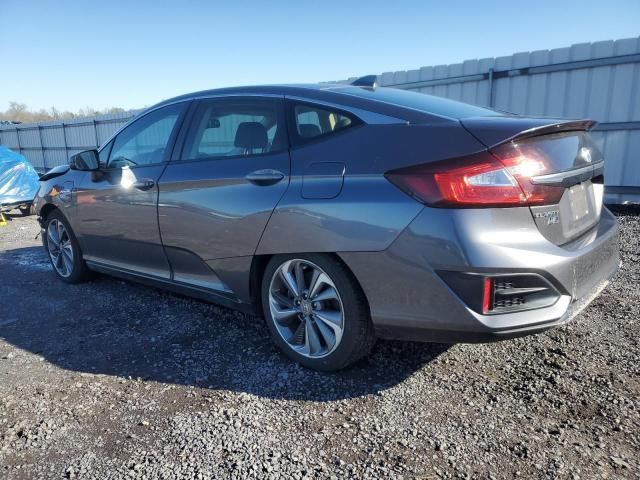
[108, 103, 184, 168]
[293, 104, 354, 141]
[181, 98, 284, 160]
[336, 86, 501, 119]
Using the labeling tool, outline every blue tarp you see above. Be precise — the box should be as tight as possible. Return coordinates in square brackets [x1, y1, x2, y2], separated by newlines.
[0, 146, 40, 207]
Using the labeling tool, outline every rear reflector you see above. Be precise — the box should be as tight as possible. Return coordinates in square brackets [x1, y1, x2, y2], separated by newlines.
[438, 271, 561, 315]
[482, 277, 493, 314]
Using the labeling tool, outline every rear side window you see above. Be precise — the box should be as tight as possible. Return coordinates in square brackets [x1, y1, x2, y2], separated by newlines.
[290, 102, 358, 145]
[181, 98, 285, 161]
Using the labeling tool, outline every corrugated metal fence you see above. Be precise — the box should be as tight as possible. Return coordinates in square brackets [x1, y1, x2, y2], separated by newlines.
[1, 36, 639, 199]
[366, 36, 640, 201]
[0, 110, 141, 171]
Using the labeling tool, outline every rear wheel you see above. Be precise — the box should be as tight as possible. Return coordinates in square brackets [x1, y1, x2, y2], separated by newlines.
[262, 254, 375, 371]
[43, 210, 92, 283]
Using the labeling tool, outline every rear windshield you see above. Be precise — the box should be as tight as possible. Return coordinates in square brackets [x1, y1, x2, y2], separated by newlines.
[335, 86, 501, 119]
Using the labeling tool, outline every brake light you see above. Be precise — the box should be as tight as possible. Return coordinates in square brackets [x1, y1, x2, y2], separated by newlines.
[385, 142, 565, 208]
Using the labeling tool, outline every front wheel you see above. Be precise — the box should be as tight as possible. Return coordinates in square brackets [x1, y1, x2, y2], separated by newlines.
[43, 210, 92, 283]
[262, 254, 375, 371]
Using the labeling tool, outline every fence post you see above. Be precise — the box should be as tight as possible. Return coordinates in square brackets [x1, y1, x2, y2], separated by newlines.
[37, 125, 46, 170]
[15, 126, 22, 155]
[61, 122, 68, 161]
[487, 68, 494, 107]
[93, 119, 99, 148]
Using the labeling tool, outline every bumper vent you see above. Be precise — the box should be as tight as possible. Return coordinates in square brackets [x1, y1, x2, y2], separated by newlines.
[438, 271, 561, 315]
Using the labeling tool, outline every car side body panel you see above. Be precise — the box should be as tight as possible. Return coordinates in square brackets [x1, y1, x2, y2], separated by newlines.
[257, 121, 487, 255]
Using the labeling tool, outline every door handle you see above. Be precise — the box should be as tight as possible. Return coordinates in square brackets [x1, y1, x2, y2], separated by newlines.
[132, 178, 156, 191]
[245, 169, 285, 186]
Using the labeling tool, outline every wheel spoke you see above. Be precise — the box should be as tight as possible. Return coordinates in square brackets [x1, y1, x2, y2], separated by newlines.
[291, 320, 306, 345]
[294, 261, 306, 294]
[314, 309, 343, 339]
[55, 250, 64, 270]
[309, 272, 331, 299]
[47, 225, 60, 247]
[62, 245, 73, 269]
[293, 322, 311, 355]
[306, 320, 322, 354]
[62, 252, 72, 275]
[279, 264, 299, 298]
[271, 290, 294, 308]
[57, 221, 64, 245]
[312, 286, 339, 302]
[272, 306, 299, 323]
[314, 317, 337, 351]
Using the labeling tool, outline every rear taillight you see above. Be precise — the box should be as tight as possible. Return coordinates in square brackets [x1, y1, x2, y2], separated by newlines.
[385, 141, 565, 208]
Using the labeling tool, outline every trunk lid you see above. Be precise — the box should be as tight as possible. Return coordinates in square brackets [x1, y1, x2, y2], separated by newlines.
[461, 117, 604, 246]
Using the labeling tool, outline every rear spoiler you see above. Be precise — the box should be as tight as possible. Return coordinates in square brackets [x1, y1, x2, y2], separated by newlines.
[461, 117, 597, 149]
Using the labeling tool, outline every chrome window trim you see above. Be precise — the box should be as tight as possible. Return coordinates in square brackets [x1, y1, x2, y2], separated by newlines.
[284, 95, 407, 125]
[98, 99, 193, 154]
[98, 91, 406, 154]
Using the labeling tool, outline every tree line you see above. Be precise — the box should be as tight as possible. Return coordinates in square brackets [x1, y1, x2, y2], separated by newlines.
[0, 101, 127, 124]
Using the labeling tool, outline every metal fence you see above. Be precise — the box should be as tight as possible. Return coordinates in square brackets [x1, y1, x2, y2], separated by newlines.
[361, 36, 640, 201]
[0, 110, 141, 171]
[1, 36, 639, 200]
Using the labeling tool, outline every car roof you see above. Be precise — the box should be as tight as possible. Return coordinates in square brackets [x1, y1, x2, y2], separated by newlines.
[155, 84, 351, 106]
[150, 83, 502, 124]
[150, 83, 453, 125]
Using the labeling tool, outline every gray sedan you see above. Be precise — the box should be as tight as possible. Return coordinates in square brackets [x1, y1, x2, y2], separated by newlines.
[34, 78, 619, 370]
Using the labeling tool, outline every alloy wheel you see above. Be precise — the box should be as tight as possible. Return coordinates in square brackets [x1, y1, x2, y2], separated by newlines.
[46, 219, 74, 278]
[268, 259, 345, 359]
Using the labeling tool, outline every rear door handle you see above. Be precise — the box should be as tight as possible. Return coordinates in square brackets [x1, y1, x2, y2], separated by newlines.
[246, 169, 285, 186]
[132, 178, 156, 191]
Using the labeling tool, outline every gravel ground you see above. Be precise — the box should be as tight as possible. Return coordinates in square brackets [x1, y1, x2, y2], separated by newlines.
[0, 207, 638, 479]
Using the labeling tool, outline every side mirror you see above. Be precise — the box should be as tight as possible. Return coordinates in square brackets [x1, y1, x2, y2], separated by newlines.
[70, 149, 100, 171]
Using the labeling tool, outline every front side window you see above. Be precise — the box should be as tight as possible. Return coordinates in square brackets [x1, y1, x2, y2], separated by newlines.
[181, 98, 285, 161]
[292, 103, 355, 143]
[108, 103, 184, 168]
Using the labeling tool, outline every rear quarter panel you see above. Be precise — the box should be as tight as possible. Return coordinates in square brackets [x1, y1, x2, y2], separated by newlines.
[257, 123, 486, 254]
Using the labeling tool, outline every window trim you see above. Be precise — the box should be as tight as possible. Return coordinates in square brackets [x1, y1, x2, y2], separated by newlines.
[101, 101, 190, 170]
[285, 99, 363, 148]
[173, 96, 289, 164]
[98, 139, 114, 168]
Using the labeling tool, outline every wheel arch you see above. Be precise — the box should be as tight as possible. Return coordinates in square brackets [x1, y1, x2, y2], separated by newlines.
[39, 203, 59, 222]
[249, 252, 372, 318]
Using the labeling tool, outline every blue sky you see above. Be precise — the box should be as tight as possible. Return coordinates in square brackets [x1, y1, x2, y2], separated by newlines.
[1, 0, 638, 112]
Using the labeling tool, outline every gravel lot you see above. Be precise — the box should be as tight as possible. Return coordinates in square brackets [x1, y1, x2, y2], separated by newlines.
[0, 207, 638, 479]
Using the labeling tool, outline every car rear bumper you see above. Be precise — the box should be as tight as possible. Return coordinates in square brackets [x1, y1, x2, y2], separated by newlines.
[339, 206, 619, 343]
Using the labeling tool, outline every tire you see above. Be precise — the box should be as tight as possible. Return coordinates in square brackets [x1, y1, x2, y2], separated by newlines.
[43, 210, 92, 284]
[19, 206, 31, 216]
[261, 254, 376, 371]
